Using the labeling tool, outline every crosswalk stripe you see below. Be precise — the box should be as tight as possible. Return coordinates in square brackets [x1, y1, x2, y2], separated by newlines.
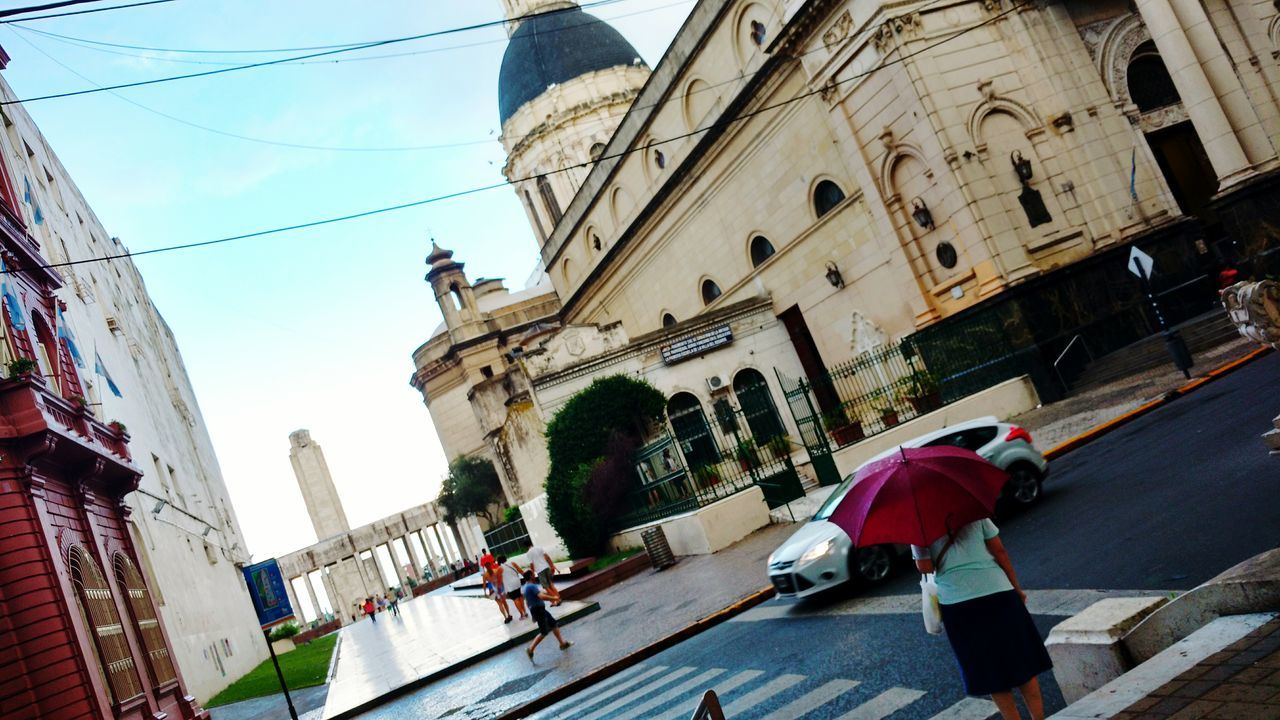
[721, 673, 806, 717]
[550, 665, 668, 718]
[930, 697, 999, 719]
[609, 668, 727, 720]
[650, 669, 765, 720]
[575, 666, 698, 720]
[760, 679, 861, 720]
[833, 687, 927, 720]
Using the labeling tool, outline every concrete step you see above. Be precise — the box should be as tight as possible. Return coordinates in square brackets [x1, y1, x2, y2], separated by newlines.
[1071, 311, 1240, 392]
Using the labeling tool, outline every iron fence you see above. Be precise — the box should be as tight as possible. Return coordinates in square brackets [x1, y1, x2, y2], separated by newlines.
[614, 392, 804, 530]
[483, 518, 530, 560]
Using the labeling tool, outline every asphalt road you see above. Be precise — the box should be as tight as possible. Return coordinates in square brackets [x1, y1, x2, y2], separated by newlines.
[531, 352, 1280, 720]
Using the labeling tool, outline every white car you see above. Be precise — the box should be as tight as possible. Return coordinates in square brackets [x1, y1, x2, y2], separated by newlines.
[767, 417, 1049, 599]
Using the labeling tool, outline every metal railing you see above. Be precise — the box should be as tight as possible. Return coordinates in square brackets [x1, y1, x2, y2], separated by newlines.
[690, 690, 726, 720]
[482, 518, 530, 559]
[1052, 334, 1093, 393]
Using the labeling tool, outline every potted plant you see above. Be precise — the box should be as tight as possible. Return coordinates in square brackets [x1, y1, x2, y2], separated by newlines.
[878, 405, 900, 428]
[70, 394, 90, 411]
[108, 420, 127, 434]
[766, 434, 791, 460]
[734, 439, 760, 471]
[692, 464, 720, 488]
[822, 407, 864, 446]
[5, 357, 37, 378]
[901, 368, 942, 414]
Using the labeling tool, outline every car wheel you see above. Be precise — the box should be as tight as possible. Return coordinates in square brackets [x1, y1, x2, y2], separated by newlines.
[1004, 463, 1043, 507]
[851, 545, 893, 585]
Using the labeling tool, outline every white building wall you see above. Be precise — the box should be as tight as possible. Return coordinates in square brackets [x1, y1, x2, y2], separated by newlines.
[0, 77, 268, 701]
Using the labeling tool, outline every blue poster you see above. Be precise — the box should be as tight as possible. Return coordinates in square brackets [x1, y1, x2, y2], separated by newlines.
[242, 559, 295, 629]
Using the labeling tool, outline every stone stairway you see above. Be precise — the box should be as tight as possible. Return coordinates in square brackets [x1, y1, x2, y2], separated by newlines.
[1070, 309, 1242, 393]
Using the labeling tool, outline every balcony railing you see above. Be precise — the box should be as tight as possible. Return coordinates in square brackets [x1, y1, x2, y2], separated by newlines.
[0, 374, 131, 460]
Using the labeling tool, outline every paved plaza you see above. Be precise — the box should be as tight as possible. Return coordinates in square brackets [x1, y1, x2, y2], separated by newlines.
[321, 593, 599, 719]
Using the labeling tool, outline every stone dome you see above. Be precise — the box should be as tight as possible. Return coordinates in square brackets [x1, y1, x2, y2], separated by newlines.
[498, 6, 646, 125]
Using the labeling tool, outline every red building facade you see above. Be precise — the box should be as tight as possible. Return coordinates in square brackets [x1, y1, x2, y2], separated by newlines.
[0, 104, 207, 719]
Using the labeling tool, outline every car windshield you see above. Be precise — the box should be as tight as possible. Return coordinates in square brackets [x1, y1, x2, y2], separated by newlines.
[813, 474, 857, 521]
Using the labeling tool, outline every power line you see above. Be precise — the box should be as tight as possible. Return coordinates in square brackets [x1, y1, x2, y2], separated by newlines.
[0, 0, 173, 24]
[1, 0, 632, 106]
[6, 1, 1027, 275]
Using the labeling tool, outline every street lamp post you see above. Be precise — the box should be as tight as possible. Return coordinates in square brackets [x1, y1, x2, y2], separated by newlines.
[1129, 246, 1193, 379]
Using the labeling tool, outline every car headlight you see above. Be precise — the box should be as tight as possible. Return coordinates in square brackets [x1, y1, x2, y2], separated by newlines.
[799, 539, 833, 564]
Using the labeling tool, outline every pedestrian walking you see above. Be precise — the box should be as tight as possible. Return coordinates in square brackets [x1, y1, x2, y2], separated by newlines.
[386, 589, 401, 617]
[484, 562, 512, 624]
[376, 594, 389, 617]
[913, 519, 1052, 720]
[480, 547, 497, 573]
[362, 597, 376, 624]
[525, 541, 561, 605]
[522, 569, 571, 659]
[498, 554, 527, 620]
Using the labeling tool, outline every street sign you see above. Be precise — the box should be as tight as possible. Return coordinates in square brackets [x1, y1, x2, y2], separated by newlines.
[1128, 246, 1155, 280]
[242, 559, 295, 629]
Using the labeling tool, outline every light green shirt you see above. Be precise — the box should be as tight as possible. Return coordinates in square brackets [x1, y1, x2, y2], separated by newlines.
[911, 519, 1012, 605]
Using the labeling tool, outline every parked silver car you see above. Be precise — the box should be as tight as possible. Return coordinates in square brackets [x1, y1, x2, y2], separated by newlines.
[767, 416, 1049, 599]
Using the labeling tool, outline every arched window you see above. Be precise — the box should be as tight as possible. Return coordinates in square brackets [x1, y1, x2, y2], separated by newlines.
[662, 313, 677, 328]
[733, 369, 786, 443]
[589, 142, 606, 160]
[562, 258, 573, 283]
[701, 279, 722, 305]
[1128, 43, 1181, 113]
[667, 393, 719, 468]
[749, 236, 775, 267]
[813, 179, 847, 218]
[114, 554, 177, 687]
[523, 189, 548, 241]
[29, 313, 58, 392]
[537, 175, 562, 224]
[69, 546, 144, 703]
[448, 283, 463, 311]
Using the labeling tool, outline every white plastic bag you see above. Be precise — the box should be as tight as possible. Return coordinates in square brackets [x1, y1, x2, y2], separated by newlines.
[921, 574, 944, 635]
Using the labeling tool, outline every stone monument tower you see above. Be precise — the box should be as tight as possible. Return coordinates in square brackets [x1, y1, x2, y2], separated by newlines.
[497, 0, 650, 247]
[289, 429, 351, 540]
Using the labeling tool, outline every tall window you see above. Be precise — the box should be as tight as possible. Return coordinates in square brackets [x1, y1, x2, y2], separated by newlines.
[29, 313, 58, 392]
[114, 554, 177, 687]
[701, 279, 722, 305]
[813, 180, 847, 218]
[749, 236, 776, 267]
[733, 369, 785, 442]
[1128, 43, 1180, 113]
[667, 393, 719, 468]
[523, 189, 548, 241]
[69, 545, 144, 704]
[537, 175, 562, 224]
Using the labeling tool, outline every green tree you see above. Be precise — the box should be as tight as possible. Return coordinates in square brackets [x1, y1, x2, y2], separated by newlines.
[544, 375, 665, 556]
[437, 456, 505, 526]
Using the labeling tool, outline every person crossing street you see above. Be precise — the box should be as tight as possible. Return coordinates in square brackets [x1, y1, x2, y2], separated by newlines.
[522, 569, 570, 659]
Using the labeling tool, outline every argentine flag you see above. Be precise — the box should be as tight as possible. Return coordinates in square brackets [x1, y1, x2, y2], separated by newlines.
[94, 352, 122, 398]
[56, 307, 85, 368]
[0, 258, 25, 332]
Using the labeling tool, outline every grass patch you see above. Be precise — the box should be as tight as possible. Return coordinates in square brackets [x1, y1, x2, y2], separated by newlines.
[205, 633, 338, 707]
[588, 547, 644, 572]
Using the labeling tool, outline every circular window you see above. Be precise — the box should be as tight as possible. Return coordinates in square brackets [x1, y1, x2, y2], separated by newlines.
[935, 242, 958, 269]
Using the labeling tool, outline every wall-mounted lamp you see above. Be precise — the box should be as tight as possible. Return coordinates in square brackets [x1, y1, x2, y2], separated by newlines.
[1011, 150, 1033, 183]
[910, 198, 934, 229]
[151, 499, 166, 515]
[825, 261, 845, 289]
[201, 526, 214, 538]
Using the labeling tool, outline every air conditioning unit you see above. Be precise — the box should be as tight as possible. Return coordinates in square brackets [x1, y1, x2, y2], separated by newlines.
[105, 316, 121, 334]
[705, 375, 726, 392]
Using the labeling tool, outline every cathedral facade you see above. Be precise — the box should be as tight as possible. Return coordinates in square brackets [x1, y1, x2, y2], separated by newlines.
[412, 0, 1280, 553]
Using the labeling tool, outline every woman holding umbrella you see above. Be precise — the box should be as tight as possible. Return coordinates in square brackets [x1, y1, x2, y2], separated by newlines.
[828, 445, 1052, 720]
[913, 519, 1051, 719]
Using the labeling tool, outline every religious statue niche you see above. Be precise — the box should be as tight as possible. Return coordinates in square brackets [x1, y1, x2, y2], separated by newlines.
[1011, 150, 1052, 228]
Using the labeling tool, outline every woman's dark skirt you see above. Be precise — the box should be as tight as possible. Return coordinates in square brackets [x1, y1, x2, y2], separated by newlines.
[939, 589, 1053, 696]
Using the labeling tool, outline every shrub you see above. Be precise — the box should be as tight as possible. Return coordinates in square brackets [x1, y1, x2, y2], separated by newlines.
[268, 623, 300, 642]
[502, 505, 523, 524]
[544, 376, 665, 557]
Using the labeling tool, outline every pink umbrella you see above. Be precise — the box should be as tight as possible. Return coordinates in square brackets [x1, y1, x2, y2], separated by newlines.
[827, 445, 1009, 548]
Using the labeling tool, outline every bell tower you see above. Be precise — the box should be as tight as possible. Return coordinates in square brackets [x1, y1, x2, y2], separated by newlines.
[425, 240, 482, 340]
[496, 0, 650, 247]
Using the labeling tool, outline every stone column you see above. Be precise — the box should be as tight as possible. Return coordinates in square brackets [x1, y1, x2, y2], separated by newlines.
[401, 534, 423, 582]
[303, 573, 322, 624]
[1167, 0, 1275, 168]
[320, 565, 342, 623]
[1134, 0, 1254, 186]
[283, 577, 304, 625]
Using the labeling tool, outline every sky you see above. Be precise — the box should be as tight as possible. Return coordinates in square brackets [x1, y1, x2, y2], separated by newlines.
[1, 0, 693, 559]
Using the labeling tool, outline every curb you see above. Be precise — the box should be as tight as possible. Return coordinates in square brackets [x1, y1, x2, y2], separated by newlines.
[1043, 345, 1273, 460]
[325, 601, 601, 720]
[493, 586, 777, 720]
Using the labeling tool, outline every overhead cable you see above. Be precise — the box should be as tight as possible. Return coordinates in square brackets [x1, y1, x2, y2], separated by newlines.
[0, 0, 173, 24]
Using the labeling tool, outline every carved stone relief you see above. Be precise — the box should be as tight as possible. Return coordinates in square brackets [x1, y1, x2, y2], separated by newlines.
[823, 10, 853, 47]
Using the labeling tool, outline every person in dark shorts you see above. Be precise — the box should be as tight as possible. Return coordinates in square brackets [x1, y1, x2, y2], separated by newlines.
[498, 555, 527, 620]
[521, 570, 570, 659]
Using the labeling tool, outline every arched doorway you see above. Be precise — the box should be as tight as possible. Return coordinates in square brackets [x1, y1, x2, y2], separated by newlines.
[666, 393, 719, 469]
[1128, 41, 1218, 220]
[732, 369, 785, 442]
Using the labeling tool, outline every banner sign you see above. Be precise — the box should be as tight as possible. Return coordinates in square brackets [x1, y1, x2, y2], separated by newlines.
[242, 559, 295, 629]
[661, 324, 733, 365]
